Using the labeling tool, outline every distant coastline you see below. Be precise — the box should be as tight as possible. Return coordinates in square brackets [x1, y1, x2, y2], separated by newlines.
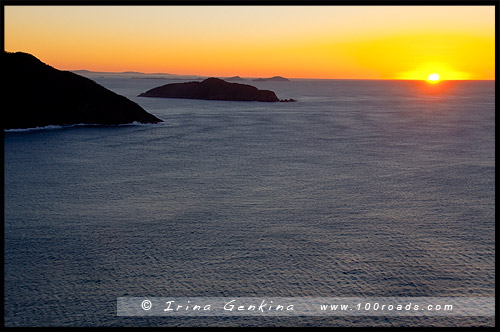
[72, 70, 294, 82]
[72, 70, 495, 82]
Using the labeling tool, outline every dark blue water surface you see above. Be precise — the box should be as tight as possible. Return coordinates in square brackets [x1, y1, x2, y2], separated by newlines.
[4, 78, 495, 326]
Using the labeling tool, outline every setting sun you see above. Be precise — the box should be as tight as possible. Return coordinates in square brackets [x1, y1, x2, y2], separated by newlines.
[427, 73, 440, 84]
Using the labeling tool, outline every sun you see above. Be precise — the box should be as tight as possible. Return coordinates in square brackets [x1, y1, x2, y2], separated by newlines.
[427, 73, 440, 84]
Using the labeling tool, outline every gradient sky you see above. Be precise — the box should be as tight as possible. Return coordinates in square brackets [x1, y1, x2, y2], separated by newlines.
[4, 6, 495, 80]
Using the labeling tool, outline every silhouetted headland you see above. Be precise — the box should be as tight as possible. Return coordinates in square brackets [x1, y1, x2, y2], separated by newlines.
[2, 52, 162, 129]
[139, 77, 294, 102]
[252, 76, 291, 82]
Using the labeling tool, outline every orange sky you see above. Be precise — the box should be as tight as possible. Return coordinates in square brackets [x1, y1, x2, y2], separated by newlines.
[4, 6, 496, 80]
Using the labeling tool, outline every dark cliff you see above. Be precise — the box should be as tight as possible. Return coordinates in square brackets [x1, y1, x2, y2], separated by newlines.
[2, 52, 162, 129]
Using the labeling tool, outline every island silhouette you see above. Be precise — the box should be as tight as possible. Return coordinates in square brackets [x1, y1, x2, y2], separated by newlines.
[139, 77, 295, 102]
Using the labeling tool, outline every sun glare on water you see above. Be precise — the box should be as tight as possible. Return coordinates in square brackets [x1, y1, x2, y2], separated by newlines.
[427, 73, 441, 84]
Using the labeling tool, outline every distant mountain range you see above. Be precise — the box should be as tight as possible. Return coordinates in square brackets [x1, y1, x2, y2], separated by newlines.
[72, 70, 182, 79]
[73, 70, 292, 82]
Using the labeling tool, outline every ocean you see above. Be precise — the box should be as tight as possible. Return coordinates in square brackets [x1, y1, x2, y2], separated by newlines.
[3, 77, 495, 326]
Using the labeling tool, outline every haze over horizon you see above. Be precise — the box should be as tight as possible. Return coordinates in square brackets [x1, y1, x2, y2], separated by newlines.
[4, 6, 495, 80]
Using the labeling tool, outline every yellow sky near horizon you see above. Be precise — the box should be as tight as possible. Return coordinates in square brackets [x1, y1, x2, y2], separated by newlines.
[4, 6, 495, 80]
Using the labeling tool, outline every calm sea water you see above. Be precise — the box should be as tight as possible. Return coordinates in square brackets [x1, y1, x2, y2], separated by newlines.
[4, 78, 495, 326]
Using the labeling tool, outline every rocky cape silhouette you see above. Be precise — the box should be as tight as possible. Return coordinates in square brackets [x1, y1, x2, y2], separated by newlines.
[2, 52, 162, 129]
[138, 78, 293, 102]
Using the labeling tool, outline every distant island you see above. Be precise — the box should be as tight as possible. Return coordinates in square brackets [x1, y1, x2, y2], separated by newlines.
[139, 77, 295, 102]
[224, 76, 247, 81]
[252, 76, 291, 82]
[3, 52, 162, 129]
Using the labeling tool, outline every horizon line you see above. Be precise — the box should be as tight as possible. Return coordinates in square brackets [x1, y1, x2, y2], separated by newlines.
[70, 69, 495, 82]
